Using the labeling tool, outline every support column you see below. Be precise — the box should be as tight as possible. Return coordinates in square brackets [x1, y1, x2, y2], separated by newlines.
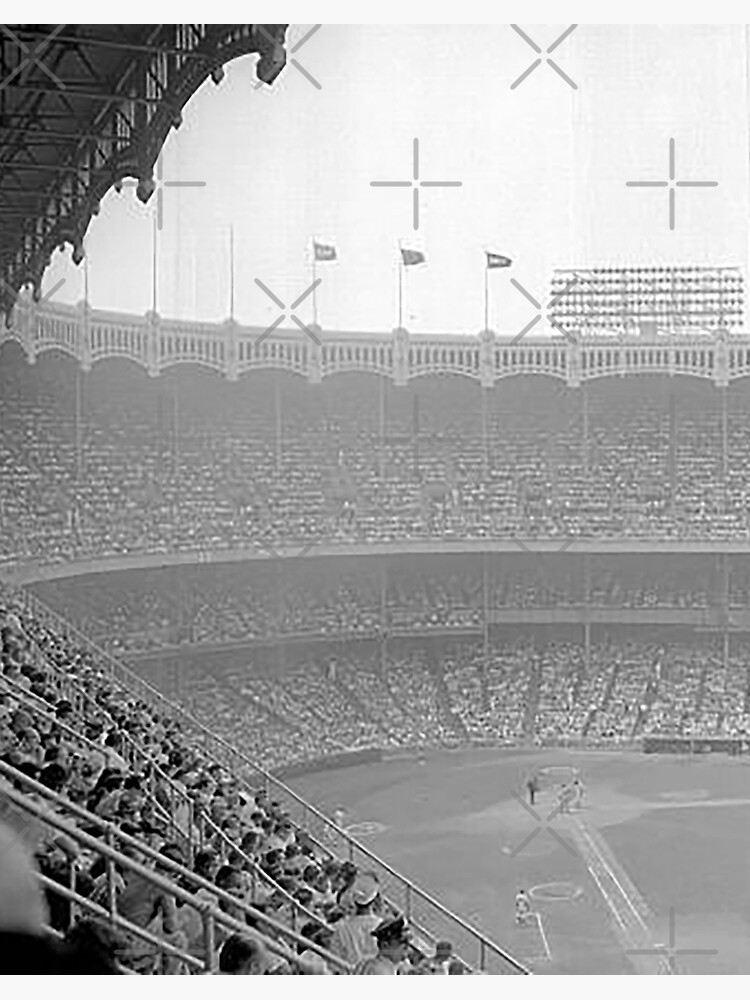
[668, 387, 677, 510]
[584, 621, 591, 672]
[275, 375, 282, 475]
[482, 552, 490, 665]
[74, 367, 83, 483]
[172, 377, 180, 479]
[481, 387, 489, 479]
[581, 384, 589, 475]
[275, 561, 285, 673]
[721, 385, 728, 485]
[380, 559, 388, 676]
[378, 378, 386, 480]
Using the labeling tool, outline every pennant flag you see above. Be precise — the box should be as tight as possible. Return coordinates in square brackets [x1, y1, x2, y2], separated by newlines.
[401, 248, 426, 267]
[486, 252, 513, 269]
[314, 241, 337, 261]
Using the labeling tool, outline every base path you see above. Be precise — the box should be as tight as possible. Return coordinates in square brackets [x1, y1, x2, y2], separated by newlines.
[570, 816, 669, 975]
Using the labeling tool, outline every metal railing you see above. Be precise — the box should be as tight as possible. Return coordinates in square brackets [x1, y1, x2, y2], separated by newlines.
[0, 762, 351, 974]
[2, 654, 362, 939]
[1, 673, 190, 850]
[12, 589, 530, 974]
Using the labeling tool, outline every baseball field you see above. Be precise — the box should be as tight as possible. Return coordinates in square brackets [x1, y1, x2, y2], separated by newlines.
[292, 747, 750, 974]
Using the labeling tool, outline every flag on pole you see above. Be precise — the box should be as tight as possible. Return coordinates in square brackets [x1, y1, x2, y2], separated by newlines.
[314, 241, 338, 261]
[486, 252, 512, 269]
[401, 248, 426, 267]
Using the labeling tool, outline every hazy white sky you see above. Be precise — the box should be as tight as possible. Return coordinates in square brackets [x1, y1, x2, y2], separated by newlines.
[43, 24, 750, 336]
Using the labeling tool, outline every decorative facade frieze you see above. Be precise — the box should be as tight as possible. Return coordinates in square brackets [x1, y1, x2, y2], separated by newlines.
[2, 295, 749, 387]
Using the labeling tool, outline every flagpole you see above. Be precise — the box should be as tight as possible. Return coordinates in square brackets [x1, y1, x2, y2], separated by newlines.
[151, 213, 158, 313]
[398, 242, 404, 328]
[484, 260, 489, 331]
[229, 225, 235, 321]
[312, 238, 318, 326]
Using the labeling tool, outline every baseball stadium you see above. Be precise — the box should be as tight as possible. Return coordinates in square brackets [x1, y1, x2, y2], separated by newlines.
[2, 22, 750, 978]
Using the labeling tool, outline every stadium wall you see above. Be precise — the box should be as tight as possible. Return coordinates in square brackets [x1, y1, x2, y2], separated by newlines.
[642, 735, 750, 755]
[12, 539, 750, 586]
[274, 747, 383, 778]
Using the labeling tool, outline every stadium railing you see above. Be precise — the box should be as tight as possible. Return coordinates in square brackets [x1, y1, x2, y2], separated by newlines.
[2, 672, 194, 850]
[16, 589, 530, 974]
[0, 760, 352, 974]
[1, 672, 338, 936]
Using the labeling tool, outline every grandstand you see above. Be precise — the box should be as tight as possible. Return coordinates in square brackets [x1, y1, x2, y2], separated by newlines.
[5, 313, 750, 971]
[2, 21, 749, 977]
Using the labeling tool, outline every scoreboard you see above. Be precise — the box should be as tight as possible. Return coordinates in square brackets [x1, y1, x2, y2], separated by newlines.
[549, 265, 745, 337]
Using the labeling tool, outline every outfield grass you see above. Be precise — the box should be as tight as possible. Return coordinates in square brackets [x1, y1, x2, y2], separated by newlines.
[292, 747, 750, 974]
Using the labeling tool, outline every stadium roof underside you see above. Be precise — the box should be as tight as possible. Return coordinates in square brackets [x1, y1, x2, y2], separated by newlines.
[0, 24, 289, 320]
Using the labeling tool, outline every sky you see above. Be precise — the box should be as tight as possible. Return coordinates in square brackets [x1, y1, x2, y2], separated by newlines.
[41, 24, 750, 337]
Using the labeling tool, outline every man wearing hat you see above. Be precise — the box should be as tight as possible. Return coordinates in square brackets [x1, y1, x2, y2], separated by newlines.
[353, 916, 411, 975]
[330, 875, 382, 965]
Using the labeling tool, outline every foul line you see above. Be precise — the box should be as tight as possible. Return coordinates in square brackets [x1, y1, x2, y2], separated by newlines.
[532, 911, 552, 961]
[572, 817, 670, 974]
[575, 820, 651, 935]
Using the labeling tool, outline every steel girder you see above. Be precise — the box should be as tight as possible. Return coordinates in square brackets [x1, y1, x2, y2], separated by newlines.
[0, 24, 288, 321]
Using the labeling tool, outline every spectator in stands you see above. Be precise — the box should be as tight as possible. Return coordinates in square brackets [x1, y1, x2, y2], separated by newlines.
[422, 939, 453, 974]
[353, 915, 411, 975]
[298, 922, 334, 974]
[329, 879, 382, 966]
[217, 934, 270, 975]
[116, 843, 188, 974]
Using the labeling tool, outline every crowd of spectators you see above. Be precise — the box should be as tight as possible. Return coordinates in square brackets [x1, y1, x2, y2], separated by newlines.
[118, 634, 750, 772]
[9, 346, 750, 971]
[1, 591, 475, 974]
[6, 349, 750, 567]
[30, 552, 746, 660]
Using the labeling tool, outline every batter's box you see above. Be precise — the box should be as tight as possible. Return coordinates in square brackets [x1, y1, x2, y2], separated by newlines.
[510, 911, 553, 965]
